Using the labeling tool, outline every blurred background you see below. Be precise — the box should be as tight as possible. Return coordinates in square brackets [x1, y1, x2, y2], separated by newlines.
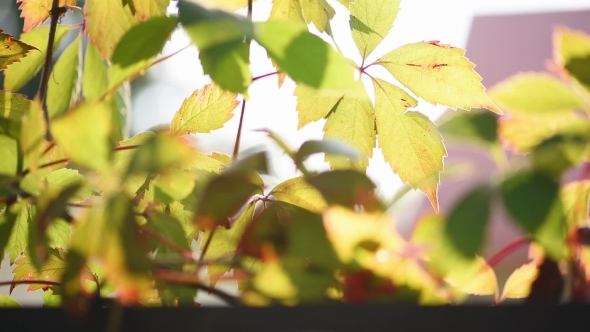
[1, 0, 590, 305]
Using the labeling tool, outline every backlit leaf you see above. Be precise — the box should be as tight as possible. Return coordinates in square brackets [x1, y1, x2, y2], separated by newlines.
[201, 202, 255, 287]
[200, 41, 251, 95]
[47, 34, 81, 119]
[0, 30, 37, 70]
[83, 42, 109, 102]
[501, 261, 538, 300]
[560, 180, 590, 230]
[294, 83, 341, 129]
[0, 135, 18, 176]
[47, 218, 70, 249]
[125, 132, 197, 175]
[0, 202, 26, 267]
[378, 42, 501, 114]
[374, 79, 446, 212]
[445, 256, 497, 297]
[295, 139, 360, 166]
[299, 0, 335, 33]
[145, 211, 191, 255]
[20, 97, 45, 176]
[46, 168, 95, 203]
[196, 0, 256, 11]
[11, 249, 67, 292]
[0, 295, 21, 307]
[323, 94, 375, 171]
[498, 112, 590, 153]
[255, 21, 358, 95]
[270, 176, 327, 214]
[132, 0, 170, 20]
[438, 110, 498, 145]
[110, 16, 179, 91]
[0, 91, 31, 122]
[170, 82, 239, 135]
[501, 171, 566, 261]
[4, 25, 73, 92]
[17, 0, 77, 32]
[85, 0, 140, 60]
[489, 73, 586, 114]
[270, 0, 304, 23]
[350, 0, 400, 59]
[153, 170, 196, 204]
[554, 26, 590, 94]
[42, 288, 61, 307]
[51, 102, 112, 171]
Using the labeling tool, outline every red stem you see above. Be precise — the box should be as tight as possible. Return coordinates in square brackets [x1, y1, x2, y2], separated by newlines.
[139, 225, 194, 261]
[0, 280, 60, 288]
[487, 237, 530, 268]
[252, 71, 278, 82]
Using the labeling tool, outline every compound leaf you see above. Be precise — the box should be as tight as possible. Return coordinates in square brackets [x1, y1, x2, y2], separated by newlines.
[378, 41, 501, 114]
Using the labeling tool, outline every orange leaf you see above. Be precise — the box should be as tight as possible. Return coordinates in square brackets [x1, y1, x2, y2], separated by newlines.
[18, 0, 77, 32]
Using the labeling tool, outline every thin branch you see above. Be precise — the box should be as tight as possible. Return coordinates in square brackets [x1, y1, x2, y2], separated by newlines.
[0, 280, 60, 288]
[139, 225, 194, 261]
[37, 0, 63, 140]
[252, 71, 278, 82]
[247, 0, 253, 20]
[113, 144, 141, 152]
[199, 226, 218, 265]
[22, 158, 70, 176]
[487, 237, 530, 268]
[155, 270, 241, 306]
[232, 100, 247, 160]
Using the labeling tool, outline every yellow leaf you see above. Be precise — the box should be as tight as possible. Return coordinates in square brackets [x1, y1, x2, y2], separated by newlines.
[445, 256, 498, 297]
[0, 91, 31, 121]
[170, 83, 239, 135]
[553, 26, 590, 93]
[299, 0, 335, 33]
[350, 0, 400, 59]
[270, 177, 327, 214]
[294, 83, 341, 130]
[0, 30, 37, 70]
[85, 0, 140, 60]
[501, 261, 538, 300]
[196, 0, 258, 11]
[270, 0, 304, 23]
[378, 41, 502, 114]
[374, 79, 446, 212]
[132, 0, 170, 20]
[17, 0, 77, 32]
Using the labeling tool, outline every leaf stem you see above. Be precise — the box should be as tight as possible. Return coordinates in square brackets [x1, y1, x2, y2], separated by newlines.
[252, 71, 278, 82]
[37, 0, 63, 141]
[154, 270, 240, 306]
[232, 100, 247, 160]
[487, 236, 530, 268]
[198, 226, 218, 265]
[139, 224, 194, 261]
[0, 280, 61, 288]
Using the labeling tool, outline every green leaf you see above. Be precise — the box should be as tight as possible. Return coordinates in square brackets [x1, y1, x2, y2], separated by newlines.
[42, 288, 61, 307]
[110, 16, 179, 91]
[270, 0, 305, 23]
[170, 82, 239, 135]
[554, 26, 590, 94]
[85, 0, 140, 60]
[374, 79, 446, 212]
[132, 0, 170, 19]
[47, 218, 71, 249]
[0, 295, 21, 307]
[295, 139, 361, 165]
[11, 248, 67, 292]
[46, 168, 95, 203]
[178, 0, 253, 94]
[5, 202, 31, 266]
[501, 261, 538, 300]
[444, 184, 492, 260]
[531, 134, 588, 176]
[378, 41, 501, 114]
[4, 25, 73, 91]
[498, 112, 590, 153]
[46, 34, 82, 119]
[0, 203, 23, 267]
[0, 30, 37, 70]
[489, 73, 586, 114]
[350, 0, 400, 59]
[294, 83, 342, 129]
[153, 170, 196, 204]
[20, 97, 45, 176]
[560, 180, 590, 230]
[270, 177, 327, 214]
[307, 169, 382, 212]
[323, 94, 375, 171]
[0, 134, 18, 176]
[201, 202, 255, 287]
[125, 132, 197, 175]
[438, 110, 498, 145]
[0, 91, 32, 122]
[51, 102, 112, 171]
[145, 210, 191, 255]
[255, 21, 358, 95]
[299, 0, 335, 33]
[83, 42, 109, 102]
[501, 171, 566, 261]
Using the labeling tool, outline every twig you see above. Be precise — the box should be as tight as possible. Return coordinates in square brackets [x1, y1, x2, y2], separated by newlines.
[487, 237, 530, 268]
[37, 0, 63, 140]
[232, 100, 247, 160]
[252, 71, 278, 82]
[0, 280, 60, 288]
[155, 270, 241, 306]
[198, 226, 218, 265]
[139, 225, 194, 261]
[113, 144, 141, 152]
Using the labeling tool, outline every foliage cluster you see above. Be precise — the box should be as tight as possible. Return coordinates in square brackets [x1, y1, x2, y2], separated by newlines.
[0, 0, 589, 313]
